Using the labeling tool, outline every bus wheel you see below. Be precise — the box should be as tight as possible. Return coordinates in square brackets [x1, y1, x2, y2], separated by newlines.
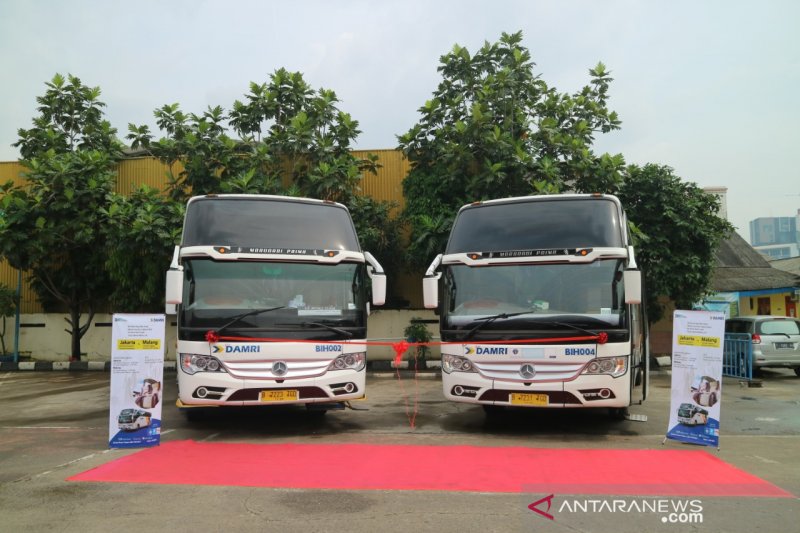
[608, 407, 629, 420]
[482, 405, 504, 417]
[183, 408, 207, 422]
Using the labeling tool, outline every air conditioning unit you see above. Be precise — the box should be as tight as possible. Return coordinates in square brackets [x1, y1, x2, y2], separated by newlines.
[792, 289, 800, 302]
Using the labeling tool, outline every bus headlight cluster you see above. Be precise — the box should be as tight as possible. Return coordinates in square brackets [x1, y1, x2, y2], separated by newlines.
[442, 354, 477, 374]
[582, 356, 627, 378]
[327, 352, 366, 371]
[180, 353, 226, 375]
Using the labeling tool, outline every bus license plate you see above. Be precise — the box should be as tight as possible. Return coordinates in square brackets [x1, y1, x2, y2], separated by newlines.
[260, 390, 298, 402]
[510, 393, 548, 406]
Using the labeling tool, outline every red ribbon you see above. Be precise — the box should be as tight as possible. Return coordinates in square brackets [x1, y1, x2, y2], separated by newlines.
[392, 340, 410, 365]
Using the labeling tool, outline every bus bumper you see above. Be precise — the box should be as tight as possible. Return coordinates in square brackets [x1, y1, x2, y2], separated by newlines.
[442, 372, 630, 408]
[177, 368, 366, 406]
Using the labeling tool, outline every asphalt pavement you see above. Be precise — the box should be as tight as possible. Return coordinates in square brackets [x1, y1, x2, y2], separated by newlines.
[0, 368, 798, 532]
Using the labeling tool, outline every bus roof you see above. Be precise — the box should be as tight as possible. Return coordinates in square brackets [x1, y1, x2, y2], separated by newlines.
[446, 194, 626, 253]
[182, 195, 361, 252]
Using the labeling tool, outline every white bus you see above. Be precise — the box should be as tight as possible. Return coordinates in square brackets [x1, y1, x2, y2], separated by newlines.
[166, 194, 386, 416]
[423, 194, 648, 418]
[677, 403, 708, 426]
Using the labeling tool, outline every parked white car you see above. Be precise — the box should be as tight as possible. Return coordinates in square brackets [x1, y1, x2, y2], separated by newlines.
[725, 316, 800, 376]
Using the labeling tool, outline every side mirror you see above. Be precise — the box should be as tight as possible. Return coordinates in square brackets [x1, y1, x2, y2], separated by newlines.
[371, 273, 387, 306]
[624, 270, 642, 304]
[423, 275, 440, 309]
[166, 269, 184, 305]
[423, 254, 443, 309]
[364, 251, 386, 307]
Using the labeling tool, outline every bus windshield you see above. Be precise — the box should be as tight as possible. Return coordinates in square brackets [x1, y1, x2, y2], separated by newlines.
[446, 197, 624, 253]
[182, 197, 361, 251]
[442, 259, 626, 330]
[179, 259, 367, 341]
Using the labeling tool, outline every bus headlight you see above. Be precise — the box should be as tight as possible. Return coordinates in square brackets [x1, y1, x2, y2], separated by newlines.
[442, 354, 477, 374]
[180, 353, 227, 375]
[582, 356, 627, 378]
[328, 352, 366, 372]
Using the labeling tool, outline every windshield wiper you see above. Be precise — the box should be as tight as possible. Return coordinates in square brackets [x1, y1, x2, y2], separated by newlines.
[462, 314, 608, 341]
[462, 311, 534, 340]
[215, 306, 285, 335]
[550, 321, 599, 338]
[277, 321, 353, 338]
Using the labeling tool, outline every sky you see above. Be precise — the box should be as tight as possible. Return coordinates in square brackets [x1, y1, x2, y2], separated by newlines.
[1, 0, 798, 242]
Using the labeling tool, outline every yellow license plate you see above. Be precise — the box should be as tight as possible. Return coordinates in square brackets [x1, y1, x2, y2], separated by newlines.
[259, 390, 298, 402]
[510, 393, 549, 406]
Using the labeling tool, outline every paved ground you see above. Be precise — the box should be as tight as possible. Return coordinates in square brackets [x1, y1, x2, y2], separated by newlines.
[0, 369, 798, 532]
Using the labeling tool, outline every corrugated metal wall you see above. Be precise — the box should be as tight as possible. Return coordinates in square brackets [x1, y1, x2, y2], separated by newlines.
[0, 162, 40, 312]
[0, 150, 416, 312]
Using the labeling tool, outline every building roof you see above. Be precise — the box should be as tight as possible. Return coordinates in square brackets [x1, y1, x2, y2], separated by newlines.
[769, 256, 800, 276]
[711, 231, 800, 292]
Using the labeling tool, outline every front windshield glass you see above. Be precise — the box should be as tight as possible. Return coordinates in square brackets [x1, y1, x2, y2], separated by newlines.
[179, 259, 367, 341]
[443, 260, 625, 329]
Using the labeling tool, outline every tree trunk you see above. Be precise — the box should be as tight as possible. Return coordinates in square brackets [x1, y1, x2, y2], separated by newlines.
[70, 305, 81, 360]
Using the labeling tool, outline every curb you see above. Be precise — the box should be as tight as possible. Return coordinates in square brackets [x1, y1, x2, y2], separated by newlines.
[0, 361, 178, 371]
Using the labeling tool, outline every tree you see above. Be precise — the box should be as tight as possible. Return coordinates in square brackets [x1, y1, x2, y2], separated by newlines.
[617, 164, 733, 323]
[398, 31, 624, 268]
[0, 284, 16, 355]
[103, 186, 185, 311]
[125, 70, 401, 306]
[0, 74, 122, 360]
[128, 69, 379, 204]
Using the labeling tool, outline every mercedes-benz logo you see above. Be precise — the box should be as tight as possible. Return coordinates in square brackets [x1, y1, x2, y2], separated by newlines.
[272, 361, 288, 377]
[519, 363, 536, 380]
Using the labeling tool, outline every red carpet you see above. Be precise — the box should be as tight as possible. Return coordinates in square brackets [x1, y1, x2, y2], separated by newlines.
[69, 441, 793, 498]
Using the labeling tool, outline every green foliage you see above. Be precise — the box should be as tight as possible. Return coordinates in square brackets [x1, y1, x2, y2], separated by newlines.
[403, 318, 432, 363]
[347, 196, 404, 304]
[129, 69, 378, 204]
[348, 196, 402, 266]
[617, 164, 734, 323]
[398, 31, 624, 268]
[103, 186, 185, 311]
[0, 285, 15, 318]
[15, 73, 122, 159]
[0, 284, 17, 355]
[1, 74, 122, 358]
[124, 69, 400, 307]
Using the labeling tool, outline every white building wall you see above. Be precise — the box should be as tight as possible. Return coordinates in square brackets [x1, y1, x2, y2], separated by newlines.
[8, 310, 440, 363]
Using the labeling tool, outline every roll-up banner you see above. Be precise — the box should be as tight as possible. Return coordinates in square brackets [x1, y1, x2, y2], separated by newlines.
[109, 314, 166, 448]
[665, 310, 725, 448]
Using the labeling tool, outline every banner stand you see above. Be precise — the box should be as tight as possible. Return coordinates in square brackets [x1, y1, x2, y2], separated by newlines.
[663, 310, 725, 451]
[108, 314, 166, 448]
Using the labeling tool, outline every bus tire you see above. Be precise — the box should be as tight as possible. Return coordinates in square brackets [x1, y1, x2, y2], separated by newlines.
[183, 408, 206, 422]
[608, 407, 628, 420]
[482, 405, 504, 417]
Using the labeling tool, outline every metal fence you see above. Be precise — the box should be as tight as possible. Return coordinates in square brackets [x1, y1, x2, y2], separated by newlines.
[723, 333, 753, 380]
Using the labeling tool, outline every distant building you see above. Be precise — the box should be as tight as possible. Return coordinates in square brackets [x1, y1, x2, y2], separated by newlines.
[703, 186, 728, 221]
[750, 211, 800, 259]
[700, 231, 800, 318]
